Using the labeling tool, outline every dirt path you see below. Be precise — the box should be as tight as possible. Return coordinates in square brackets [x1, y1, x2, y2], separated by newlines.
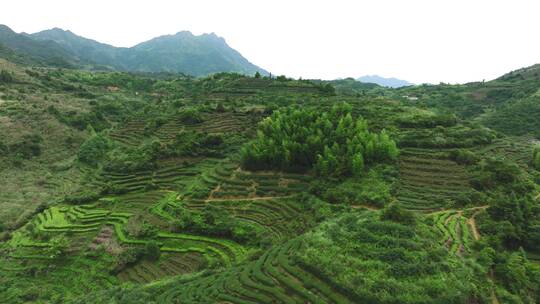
[468, 217, 480, 241]
[427, 205, 488, 216]
[467, 207, 488, 241]
[204, 195, 293, 203]
[491, 290, 500, 304]
[207, 184, 221, 200]
[465, 206, 499, 304]
[350, 204, 380, 211]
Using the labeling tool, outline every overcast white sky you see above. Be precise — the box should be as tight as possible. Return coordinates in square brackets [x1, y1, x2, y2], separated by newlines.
[1, 0, 539, 83]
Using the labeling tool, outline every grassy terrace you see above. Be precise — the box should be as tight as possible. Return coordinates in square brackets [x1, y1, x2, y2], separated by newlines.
[153, 239, 355, 304]
[431, 209, 477, 255]
[101, 157, 219, 193]
[108, 120, 148, 147]
[473, 136, 535, 168]
[396, 148, 472, 212]
[118, 252, 205, 284]
[155, 112, 259, 141]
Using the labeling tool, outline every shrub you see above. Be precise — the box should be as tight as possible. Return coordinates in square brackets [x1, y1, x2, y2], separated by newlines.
[449, 149, 479, 165]
[125, 215, 158, 238]
[471, 158, 529, 192]
[0, 70, 13, 83]
[145, 241, 161, 261]
[105, 141, 160, 172]
[178, 108, 203, 124]
[9, 134, 43, 159]
[380, 203, 416, 225]
[143, 117, 167, 135]
[322, 167, 395, 207]
[63, 191, 101, 205]
[78, 133, 111, 166]
[0, 140, 7, 155]
[114, 247, 145, 272]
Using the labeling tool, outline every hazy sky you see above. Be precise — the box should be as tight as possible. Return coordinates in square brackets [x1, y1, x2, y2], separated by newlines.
[2, 0, 539, 84]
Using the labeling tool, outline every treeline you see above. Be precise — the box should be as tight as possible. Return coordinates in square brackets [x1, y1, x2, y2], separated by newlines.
[241, 103, 398, 176]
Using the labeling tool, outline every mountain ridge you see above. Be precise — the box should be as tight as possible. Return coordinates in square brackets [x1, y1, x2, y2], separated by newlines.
[0, 24, 267, 76]
[357, 75, 413, 88]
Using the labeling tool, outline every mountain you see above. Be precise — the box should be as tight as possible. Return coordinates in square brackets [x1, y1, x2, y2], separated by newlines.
[0, 25, 267, 76]
[127, 31, 265, 76]
[0, 25, 80, 67]
[30, 28, 121, 70]
[357, 75, 413, 88]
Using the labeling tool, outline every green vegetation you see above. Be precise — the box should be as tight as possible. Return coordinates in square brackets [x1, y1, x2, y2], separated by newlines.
[0, 24, 267, 76]
[0, 69, 13, 83]
[534, 145, 540, 170]
[483, 96, 540, 138]
[1, 54, 540, 304]
[241, 103, 398, 175]
[296, 212, 483, 303]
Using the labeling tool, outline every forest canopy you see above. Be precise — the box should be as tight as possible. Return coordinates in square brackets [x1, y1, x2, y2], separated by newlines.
[240, 103, 398, 176]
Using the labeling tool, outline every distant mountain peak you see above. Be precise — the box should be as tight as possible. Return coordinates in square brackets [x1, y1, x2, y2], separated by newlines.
[357, 75, 413, 88]
[0, 24, 267, 77]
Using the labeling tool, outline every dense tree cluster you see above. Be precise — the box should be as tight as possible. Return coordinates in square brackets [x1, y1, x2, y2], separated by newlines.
[241, 103, 398, 176]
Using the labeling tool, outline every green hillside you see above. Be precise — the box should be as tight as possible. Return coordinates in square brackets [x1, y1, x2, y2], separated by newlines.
[0, 25, 267, 77]
[0, 56, 539, 304]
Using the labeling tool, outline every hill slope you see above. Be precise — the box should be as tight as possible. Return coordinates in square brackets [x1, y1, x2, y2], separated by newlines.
[1, 58, 539, 304]
[0, 25, 267, 76]
[0, 25, 80, 67]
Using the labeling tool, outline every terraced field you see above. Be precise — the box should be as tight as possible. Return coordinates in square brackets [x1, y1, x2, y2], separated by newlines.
[108, 111, 261, 148]
[102, 157, 217, 193]
[156, 112, 259, 141]
[118, 252, 205, 284]
[473, 136, 536, 168]
[149, 161, 314, 241]
[207, 168, 311, 200]
[108, 120, 148, 147]
[7, 197, 247, 271]
[396, 148, 472, 211]
[431, 209, 479, 255]
[208, 78, 324, 100]
[154, 239, 355, 304]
